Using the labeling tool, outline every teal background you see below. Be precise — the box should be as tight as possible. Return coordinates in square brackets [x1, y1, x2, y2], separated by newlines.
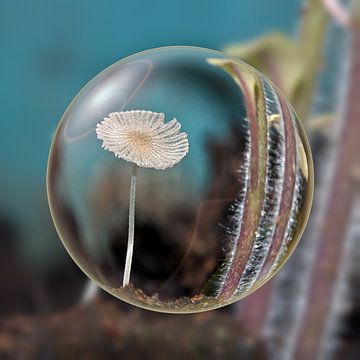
[0, 0, 301, 267]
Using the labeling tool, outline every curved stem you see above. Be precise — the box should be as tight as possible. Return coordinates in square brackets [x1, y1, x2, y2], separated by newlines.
[123, 163, 137, 286]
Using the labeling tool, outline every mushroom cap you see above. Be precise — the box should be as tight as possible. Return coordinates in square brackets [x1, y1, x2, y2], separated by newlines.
[96, 110, 189, 169]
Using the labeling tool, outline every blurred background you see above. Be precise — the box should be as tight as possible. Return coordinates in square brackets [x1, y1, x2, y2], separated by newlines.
[0, 0, 359, 358]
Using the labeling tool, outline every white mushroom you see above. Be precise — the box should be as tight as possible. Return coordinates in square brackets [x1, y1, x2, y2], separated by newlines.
[96, 110, 189, 169]
[96, 110, 189, 286]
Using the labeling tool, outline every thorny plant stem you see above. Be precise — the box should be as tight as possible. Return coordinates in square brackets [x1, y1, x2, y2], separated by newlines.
[123, 163, 137, 286]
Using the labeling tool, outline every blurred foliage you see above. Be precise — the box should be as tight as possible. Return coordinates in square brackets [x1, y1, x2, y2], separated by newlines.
[224, 0, 329, 131]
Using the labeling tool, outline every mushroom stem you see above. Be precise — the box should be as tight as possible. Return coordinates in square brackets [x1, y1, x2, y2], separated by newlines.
[123, 163, 138, 286]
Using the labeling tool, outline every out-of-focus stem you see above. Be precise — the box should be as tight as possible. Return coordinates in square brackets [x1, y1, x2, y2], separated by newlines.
[353, 0, 360, 26]
[294, 0, 328, 125]
[123, 164, 137, 287]
[322, 0, 350, 27]
[294, 16, 360, 360]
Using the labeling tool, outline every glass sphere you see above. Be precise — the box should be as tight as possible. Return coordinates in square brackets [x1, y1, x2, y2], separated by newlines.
[47, 47, 313, 313]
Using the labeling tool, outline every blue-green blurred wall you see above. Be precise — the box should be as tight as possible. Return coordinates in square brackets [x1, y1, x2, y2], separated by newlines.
[0, 0, 301, 268]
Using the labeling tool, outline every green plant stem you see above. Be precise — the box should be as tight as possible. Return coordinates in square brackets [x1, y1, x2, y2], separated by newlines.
[353, 0, 360, 26]
[123, 163, 137, 287]
[294, 0, 328, 125]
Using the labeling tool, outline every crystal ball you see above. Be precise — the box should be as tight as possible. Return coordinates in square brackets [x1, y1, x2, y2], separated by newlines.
[47, 46, 313, 313]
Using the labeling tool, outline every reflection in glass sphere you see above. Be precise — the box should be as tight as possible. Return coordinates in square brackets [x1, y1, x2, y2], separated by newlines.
[47, 47, 313, 313]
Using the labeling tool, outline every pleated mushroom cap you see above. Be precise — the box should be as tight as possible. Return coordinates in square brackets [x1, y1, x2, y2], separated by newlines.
[96, 110, 189, 169]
